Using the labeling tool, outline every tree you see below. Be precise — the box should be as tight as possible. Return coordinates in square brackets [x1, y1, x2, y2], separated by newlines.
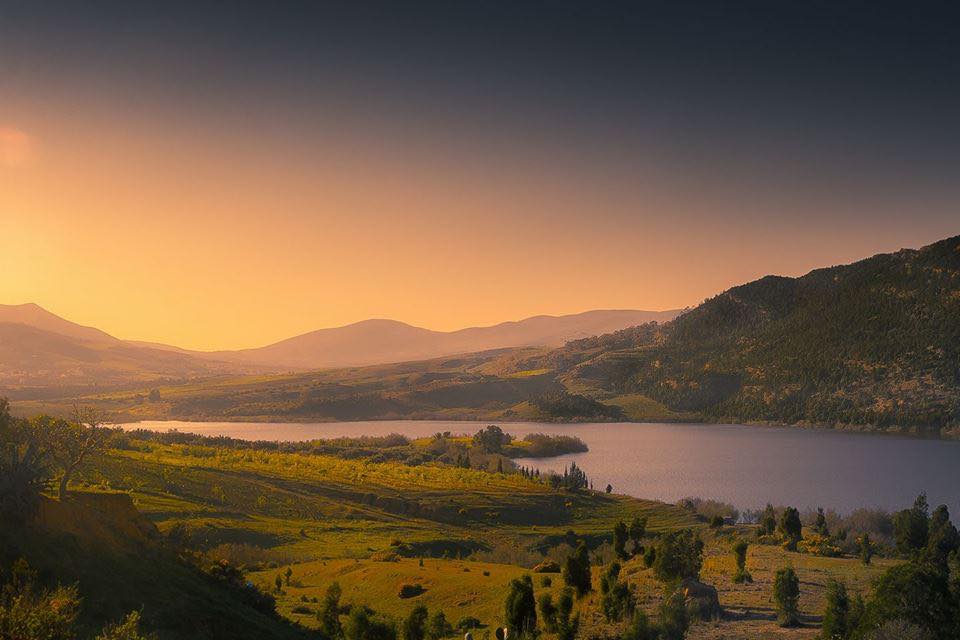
[553, 589, 578, 640]
[472, 426, 510, 453]
[426, 611, 451, 640]
[628, 516, 647, 554]
[0, 400, 50, 525]
[536, 592, 557, 632]
[599, 562, 634, 622]
[772, 567, 800, 627]
[43, 407, 110, 500]
[858, 533, 873, 565]
[652, 529, 703, 583]
[605, 484, 612, 494]
[345, 606, 397, 640]
[319, 582, 344, 640]
[858, 561, 957, 640]
[401, 605, 428, 640]
[759, 504, 777, 536]
[814, 508, 829, 536]
[274, 573, 283, 593]
[562, 542, 591, 597]
[778, 507, 802, 551]
[284, 566, 293, 585]
[820, 579, 849, 640]
[732, 540, 751, 583]
[893, 493, 930, 556]
[504, 575, 536, 637]
[926, 504, 959, 566]
[613, 520, 629, 559]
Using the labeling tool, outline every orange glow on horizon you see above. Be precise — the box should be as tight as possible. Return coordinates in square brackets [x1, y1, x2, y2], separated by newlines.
[1, 102, 954, 351]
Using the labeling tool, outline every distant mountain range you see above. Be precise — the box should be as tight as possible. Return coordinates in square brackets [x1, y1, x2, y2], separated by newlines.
[0, 304, 679, 394]
[19, 234, 958, 436]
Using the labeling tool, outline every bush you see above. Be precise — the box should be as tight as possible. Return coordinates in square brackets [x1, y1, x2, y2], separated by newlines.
[292, 605, 315, 615]
[454, 617, 481, 632]
[401, 605, 428, 640]
[599, 562, 635, 622]
[398, 583, 427, 599]
[504, 575, 536, 637]
[732, 540, 752, 583]
[371, 551, 401, 562]
[532, 560, 561, 573]
[562, 542, 592, 597]
[345, 606, 397, 640]
[652, 530, 703, 583]
[778, 507, 802, 551]
[426, 611, 452, 640]
[821, 579, 849, 640]
[0, 559, 81, 640]
[797, 533, 842, 557]
[643, 546, 656, 568]
[772, 567, 800, 627]
[0, 403, 49, 525]
[319, 582, 344, 639]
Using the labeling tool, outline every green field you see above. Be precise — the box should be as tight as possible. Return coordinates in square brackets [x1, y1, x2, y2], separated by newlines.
[42, 434, 925, 639]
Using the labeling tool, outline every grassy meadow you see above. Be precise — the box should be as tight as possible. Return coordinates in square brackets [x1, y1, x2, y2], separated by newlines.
[46, 431, 918, 639]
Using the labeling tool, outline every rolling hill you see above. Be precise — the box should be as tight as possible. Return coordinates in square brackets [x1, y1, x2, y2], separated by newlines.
[210, 309, 681, 369]
[0, 305, 678, 395]
[24, 235, 959, 436]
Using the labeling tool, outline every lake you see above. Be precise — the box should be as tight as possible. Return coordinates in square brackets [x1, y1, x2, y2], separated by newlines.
[121, 419, 960, 517]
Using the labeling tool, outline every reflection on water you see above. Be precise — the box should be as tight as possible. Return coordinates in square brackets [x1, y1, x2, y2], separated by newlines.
[122, 419, 960, 515]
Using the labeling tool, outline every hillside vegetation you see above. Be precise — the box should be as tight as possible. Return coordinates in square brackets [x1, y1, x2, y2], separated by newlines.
[19, 235, 960, 435]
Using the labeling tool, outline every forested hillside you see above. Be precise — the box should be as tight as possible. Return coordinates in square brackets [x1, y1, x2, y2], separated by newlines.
[557, 235, 960, 435]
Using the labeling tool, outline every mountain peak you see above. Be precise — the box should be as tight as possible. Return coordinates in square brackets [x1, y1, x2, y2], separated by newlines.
[0, 303, 118, 344]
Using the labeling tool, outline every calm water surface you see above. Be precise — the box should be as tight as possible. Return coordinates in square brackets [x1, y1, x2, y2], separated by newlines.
[122, 420, 960, 516]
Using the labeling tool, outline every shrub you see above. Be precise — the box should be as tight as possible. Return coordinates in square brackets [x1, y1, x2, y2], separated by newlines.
[599, 562, 635, 622]
[454, 616, 481, 632]
[657, 584, 690, 640]
[532, 560, 561, 573]
[732, 540, 752, 583]
[821, 579, 849, 640]
[772, 567, 800, 627]
[95, 612, 157, 640]
[778, 507, 802, 551]
[643, 546, 656, 568]
[613, 520, 630, 559]
[319, 582, 344, 639]
[893, 493, 929, 556]
[371, 550, 402, 562]
[426, 611, 452, 640]
[292, 605, 315, 615]
[504, 575, 536, 637]
[652, 529, 703, 583]
[345, 606, 397, 640]
[398, 583, 426, 599]
[401, 605, 428, 640]
[797, 533, 842, 557]
[562, 542, 592, 597]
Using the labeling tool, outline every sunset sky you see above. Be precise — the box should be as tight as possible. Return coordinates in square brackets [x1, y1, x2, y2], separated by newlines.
[1, 1, 958, 350]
